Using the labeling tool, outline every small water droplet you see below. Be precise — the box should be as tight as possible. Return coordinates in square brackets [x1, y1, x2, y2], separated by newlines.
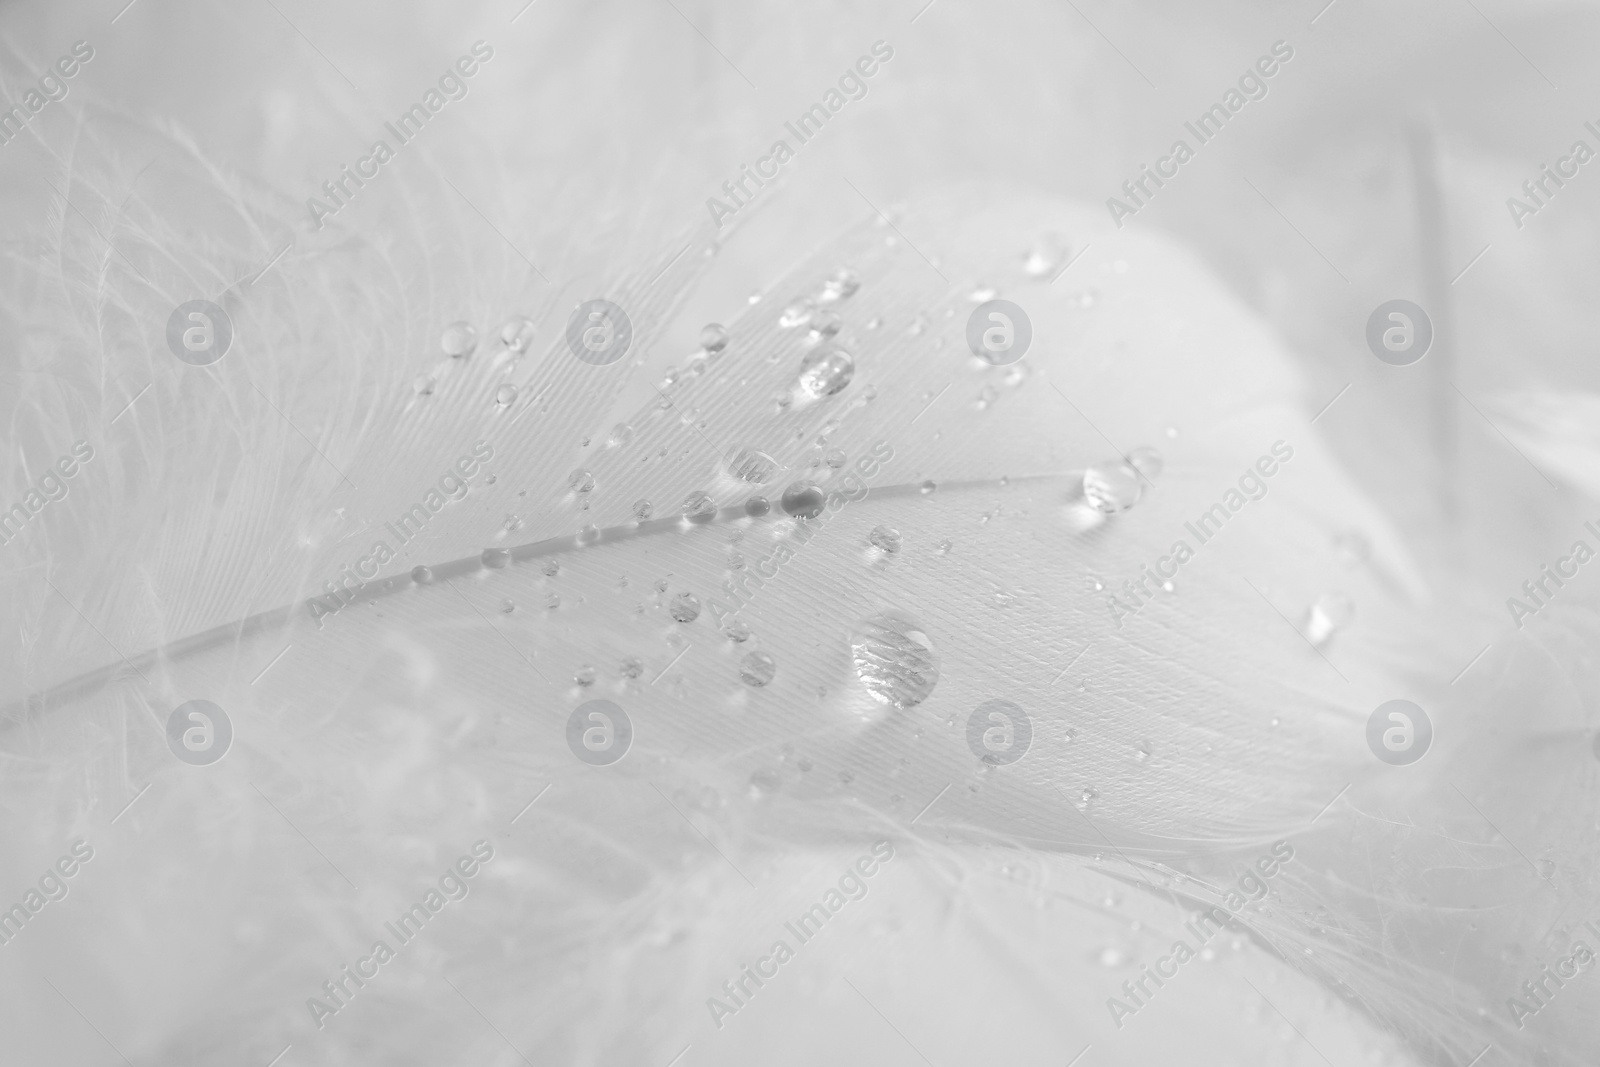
[819, 267, 860, 303]
[919, 480, 937, 495]
[569, 470, 595, 493]
[545, 592, 560, 610]
[499, 598, 516, 614]
[441, 320, 477, 358]
[620, 657, 643, 679]
[824, 449, 847, 469]
[807, 310, 842, 342]
[1085, 575, 1105, 592]
[779, 298, 814, 328]
[991, 591, 1016, 608]
[482, 548, 510, 568]
[1075, 787, 1098, 812]
[849, 610, 940, 709]
[1023, 233, 1069, 278]
[1133, 741, 1151, 762]
[499, 316, 535, 352]
[729, 447, 780, 484]
[494, 383, 518, 407]
[700, 322, 728, 353]
[576, 524, 600, 546]
[976, 385, 999, 409]
[1126, 446, 1163, 479]
[1095, 945, 1129, 967]
[1082, 462, 1142, 513]
[1165, 425, 1178, 439]
[936, 540, 952, 555]
[682, 492, 718, 524]
[796, 345, 855, 398]
[907, 314, 928, 336]
[1305, 593, 1354, 646]
[723, 618, 752, 643]
[744, 496, 770, 517]
[1538, 858, 1556, 881]
[780, 481, 826, 519]
[606, 423, 635, 448]
[740, 650, 777, 687]
[633, 499, 654, 521]
[669, 592, 701, 623]
[413, 375, 436, 396]
[727, 551, 746, 571]
[574, 664, 596, 686]
[1161, 580, 1175, 592]
[969, 284, 998, 302]
[869, 525, 902, 553]
[411, 565, 434, 585]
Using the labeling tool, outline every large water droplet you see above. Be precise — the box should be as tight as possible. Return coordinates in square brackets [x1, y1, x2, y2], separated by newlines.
[682, 492, 717, 524]
[740, 651, 777, 687]
[411, 565, 434, 585]
[494, 384, 518, 407]
[797, 345, 855, 398]
[1082, 462, 1142, 513]
[849, 610, 940, 709]
[569, 470, 595, 493]
[869, 525, 902, 553]
[745, 496, 770, 517]
[729, 447, 780, 484]
[670, 592, 701, 623]
[781, 481, 825, 519]
[441, 321, 477, 358]
[606, 423, 634, 448]
[1305, 593, 1354, 646]
[633, 499, 654, 520]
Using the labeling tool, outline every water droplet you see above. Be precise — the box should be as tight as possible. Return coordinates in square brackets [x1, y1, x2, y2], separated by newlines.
[820, 267, 860, 303]
[991, 591, 1016, 608]
[1305, 593, 1354, 646]
[807, 310, 842, 341]
[849, 610, 940, 709]
[745, 496, 770, 517]
[633, 499, 654, 521]
[499, 598, 516, 613]
[700, 322, 728, 352]
[1126, 446, 1163, 479]
[729, 447, 780, 484]
[574, 664, 596, 686]
[724, 618, 752, 643]
[569, 470, 595, 493]
[545, 592, 560, 610]
[606, 423, 634, 448]
[727, 551, 745, 571]
[779, 298, 814, 328]
[411, 565, 434, 585]
[1538, 858, 1556, 881]
[494, 384, 518, 407]
[482, 548, 510, 568]
[1023, 233, 1069, 278]
[908, 314, 928, 336]
[866, 316, 882, 330]
[919, 480, 937, 495]
[781, 481, 826, 519]
[1085, 575, 1105, 592]
[669, 592, 701, 623]
[681, 492, 718, 524]
[869, 525, 902, 553]
[577, 524, 601, 546]
[796, 345, 855, 398]
[413, 375, 436, 396]
[1095, 945, 1129, 967]
[740, 651, 777, 687]
[1133, 741, 1151, 762]
[620, 657, 644, 679]
[441, 321, 477, 358]
[1082, 462, 1142, 513]
[1161, 580, 1174, 592]
[976, 385, 999, 409]
[824, 449, 847, 469]
[969, 284, 998, 302]
[1075, 787, 1097, 812]
[499, 316, 535, 352]
[936, 540, 952, 556]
